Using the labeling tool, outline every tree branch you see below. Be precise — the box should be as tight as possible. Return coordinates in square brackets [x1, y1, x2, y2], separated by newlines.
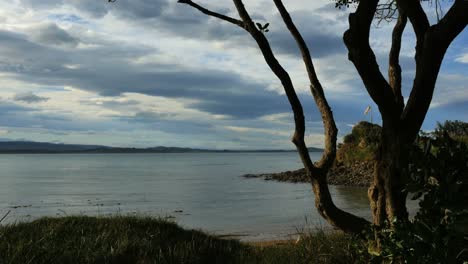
[180, 0, 370, 233]
[177, 0, 245, 29]
[402, 0, 468, 141]
[272, 0, 337, 173]
[230, 0, 316, 175]
[388, 10, 407, 111]
[343, 0, 400, 118]
[396, 0, 429, 40]
[269, 0, 369, 233]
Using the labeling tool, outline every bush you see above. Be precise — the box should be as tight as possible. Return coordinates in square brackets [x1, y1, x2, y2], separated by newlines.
[435, 120, 468, 145]
[337, 121, 381, 163]
[354, 132, 468, 263]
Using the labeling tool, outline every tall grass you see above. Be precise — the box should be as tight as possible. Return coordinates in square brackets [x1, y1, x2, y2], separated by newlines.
[0, 216, 359, 264]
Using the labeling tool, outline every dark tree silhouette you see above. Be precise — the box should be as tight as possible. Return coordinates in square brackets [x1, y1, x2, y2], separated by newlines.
[175, 0, 467, 233]
[175, 0, 468, 234]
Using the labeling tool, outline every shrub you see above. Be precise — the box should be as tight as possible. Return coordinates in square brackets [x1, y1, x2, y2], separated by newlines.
[337, 121, 381, 163]
[354, 131, 468, 263]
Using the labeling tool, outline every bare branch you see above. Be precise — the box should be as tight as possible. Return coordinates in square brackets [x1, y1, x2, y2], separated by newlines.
[229, 0, 316, 175]
[180, 0, 370, 233]
[397, 0, 430, 40]
[270, 0, 369, 233]
[177, 0, 245, 29]
[272, 0, 338, 173]
[388, 10, 407, 111]
[0, 210, 10, 224]
[376, 0, 398, 23]
[344, 0, 399, 118]
[402, 0, 468, 141]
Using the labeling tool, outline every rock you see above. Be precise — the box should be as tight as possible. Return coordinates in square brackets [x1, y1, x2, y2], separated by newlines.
[242, 161, 374, 187]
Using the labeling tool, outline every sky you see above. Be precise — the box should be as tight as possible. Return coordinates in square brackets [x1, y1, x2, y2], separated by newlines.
[0, 0, 466, 149]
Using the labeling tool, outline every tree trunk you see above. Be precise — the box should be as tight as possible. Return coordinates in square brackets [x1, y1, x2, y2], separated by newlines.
[369, 120, 409, 227]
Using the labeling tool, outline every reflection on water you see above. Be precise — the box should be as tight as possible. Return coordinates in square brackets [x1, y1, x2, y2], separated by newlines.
[0, 152, 406, 241]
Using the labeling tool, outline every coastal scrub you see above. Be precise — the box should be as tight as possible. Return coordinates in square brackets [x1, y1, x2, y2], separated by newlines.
[0, 216, 358, 264]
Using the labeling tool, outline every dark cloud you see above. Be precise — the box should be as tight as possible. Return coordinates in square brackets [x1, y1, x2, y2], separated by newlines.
[0, 101, 33, 113]
[0, 101, 119, 132]
[267, 10, 346, 58]
[110, 0, 168, 19]
[30, 23, 79, 48]
[13, 92, 49, 103]
[159, 4, 345, 59]
[0, 30, 288, 119]
[20, 0, 345, 59]
[0, 30, 69, 73]
[19, 0, 63, 9]
[20, 0, 168, 19]
[0, 28, 383, 123]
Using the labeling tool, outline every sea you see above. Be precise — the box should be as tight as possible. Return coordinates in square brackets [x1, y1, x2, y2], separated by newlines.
[0, 152, 373, 241]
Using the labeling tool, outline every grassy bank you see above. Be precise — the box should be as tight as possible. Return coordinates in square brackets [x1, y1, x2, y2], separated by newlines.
[0, 216, 359, 264]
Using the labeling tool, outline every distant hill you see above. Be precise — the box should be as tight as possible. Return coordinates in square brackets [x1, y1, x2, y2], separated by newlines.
[0, 141, 323, 154]
[0, 141, 106, 152]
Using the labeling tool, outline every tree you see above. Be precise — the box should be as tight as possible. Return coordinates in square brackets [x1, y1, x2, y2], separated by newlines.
[435, 120, 468, 143]
[174, 0, 467, 234]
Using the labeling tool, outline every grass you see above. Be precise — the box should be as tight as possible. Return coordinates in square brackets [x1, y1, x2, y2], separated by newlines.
[0, 216, 360, 264]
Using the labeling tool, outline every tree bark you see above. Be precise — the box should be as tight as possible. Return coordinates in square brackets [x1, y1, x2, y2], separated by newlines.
[388, 11, 407, 111]
[369, 120, 409, 227]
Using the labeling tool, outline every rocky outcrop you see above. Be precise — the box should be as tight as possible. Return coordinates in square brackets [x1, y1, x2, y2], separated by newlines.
[243, 161, 374, 187]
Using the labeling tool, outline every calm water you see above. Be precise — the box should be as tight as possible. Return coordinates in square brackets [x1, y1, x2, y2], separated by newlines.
[0, 152, 372, 241]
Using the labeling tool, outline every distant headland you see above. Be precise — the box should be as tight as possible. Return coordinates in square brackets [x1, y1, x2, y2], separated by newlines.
[0, 141, 323, 154]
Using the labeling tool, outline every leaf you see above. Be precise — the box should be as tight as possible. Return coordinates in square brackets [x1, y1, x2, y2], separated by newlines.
[368, 247, 381, 256]
[256, 23, 262, 29]
[264, 29, 269, 33]
[264, 23, 270, 29]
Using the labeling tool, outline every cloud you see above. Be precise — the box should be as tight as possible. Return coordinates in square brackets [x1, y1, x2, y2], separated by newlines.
[29, 23, 79, 48]
[0, 29, 291, 119]
[455, 53, 468, 64]
[13, 92, 49, 103]
[0, 0, 466, 148]
[266, 9, 347, 58]
[430, 74, 468, 109]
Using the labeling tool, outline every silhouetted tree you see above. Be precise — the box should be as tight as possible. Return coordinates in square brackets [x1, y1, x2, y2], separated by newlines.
[174, 0, 467, 234]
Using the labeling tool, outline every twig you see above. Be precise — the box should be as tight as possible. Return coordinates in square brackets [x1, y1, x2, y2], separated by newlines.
[0, 210, 11, 224]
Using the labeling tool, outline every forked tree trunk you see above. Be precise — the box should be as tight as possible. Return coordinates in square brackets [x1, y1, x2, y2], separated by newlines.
[369, 120, 409, 227]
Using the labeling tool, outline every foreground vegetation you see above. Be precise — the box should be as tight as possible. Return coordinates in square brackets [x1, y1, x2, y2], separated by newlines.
[0, 216, 359, 264]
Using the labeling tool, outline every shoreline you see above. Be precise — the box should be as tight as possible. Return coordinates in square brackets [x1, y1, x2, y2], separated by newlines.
[243, 161, 374, 187]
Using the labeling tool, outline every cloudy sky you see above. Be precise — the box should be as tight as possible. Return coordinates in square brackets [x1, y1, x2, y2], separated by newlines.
[0, 0, 466, 149]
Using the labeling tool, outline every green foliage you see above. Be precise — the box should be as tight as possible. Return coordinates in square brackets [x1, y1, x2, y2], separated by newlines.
[435, 120, 468, 144]
[337, 121, 381, 163]
[354, 131, 468, 263]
